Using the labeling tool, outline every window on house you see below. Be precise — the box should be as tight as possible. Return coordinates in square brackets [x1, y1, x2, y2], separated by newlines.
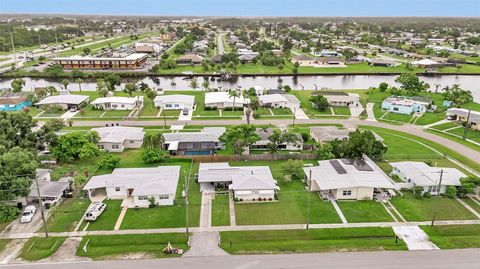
[98, 145, 104, 149]
[393, 107, 399, 111]
[158, 195, 169, 200]
[138, 196, 148, 200]
[115, 187, 120, 192]
[112, 144, 119, 149]
[129, 140, 134, 144]
[342, 190, 352, 196]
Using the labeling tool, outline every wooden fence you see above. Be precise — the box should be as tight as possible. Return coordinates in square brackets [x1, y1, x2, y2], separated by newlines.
[175, 152, 318, 162]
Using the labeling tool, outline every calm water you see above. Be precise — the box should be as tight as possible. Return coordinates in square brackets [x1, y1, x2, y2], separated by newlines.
[1, 75, 479, 102]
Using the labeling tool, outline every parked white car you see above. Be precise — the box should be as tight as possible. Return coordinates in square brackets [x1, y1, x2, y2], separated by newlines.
[84, 202, 107, 221]
[20, 205, 36, 223]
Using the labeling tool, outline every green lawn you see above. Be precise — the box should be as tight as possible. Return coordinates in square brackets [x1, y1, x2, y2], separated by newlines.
[222, 110, 244, 116]
[332, 106, 351, 116]
[212, 194, 230, 226]
[102, 110, 131, 117]
[430, 122, 459, 130]
[0, 239, 11, 253]
[160, 110, 180, 117]
[462, 197, 480, 214]
[19, 237, 66, 261]
[337, 201, 394, 223]
[390, 192, 476, 221]
[76, 233, 189, 260]
[291, 91, 332, 117]
[87, 200, 123, 231]
[113, 155, 200, 229]
[421, 225, 480, 249]
[42, 199, 90, 232]
[271, 108, 293, 115]
[139, 100, 160, 117]
[0, 221, 12, 232]
[446, 126, 480, 143]
[76, 105, 105, 117]
[219, 227, 407, 254]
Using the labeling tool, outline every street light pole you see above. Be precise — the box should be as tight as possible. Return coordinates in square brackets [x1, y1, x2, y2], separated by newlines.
[306, 169, 312, 230]
[462, 109, 471, 140]
[431, 169, 444, 227]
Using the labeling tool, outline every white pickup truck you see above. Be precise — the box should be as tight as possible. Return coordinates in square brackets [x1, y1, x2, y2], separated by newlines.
[84, 202, 107, 221]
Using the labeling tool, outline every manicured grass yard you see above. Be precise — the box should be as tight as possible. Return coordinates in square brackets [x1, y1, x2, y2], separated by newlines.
[337, 201, 394, 223]
[219, 227, 407, 254]
[42, 199, 91, 232]
[222, 110, 244, 116]
[421, 225, 480, 249]
[212, 194, 230, 226]
[271, 108, 293, 115]
[230, 160, 341, 225]
[102, 110, 131, 117]
[76, 233, 189, 260]
[332, 106, 351, 116]
[446, 126, 480, 143]
[461, 197, 480, 214]
[291, 91, 332, 117]
[390, 192, 476, 221]
[75, 105, 104, 118]
[87, 200, 123, 231]
[116, 155, 200, 229]
[430, 122, 459, 130]
[19, 237, 66, 261]
[0, 239, 11, 253]
[160, 110, 180, 117]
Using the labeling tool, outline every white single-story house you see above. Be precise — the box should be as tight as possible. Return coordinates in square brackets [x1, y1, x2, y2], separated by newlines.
[253, 86, 264, 96]
[162, 127, 225, 156]
[258, 94, 301, 109]
[310, 126, 383, 143]
[390, 161, 466, 195]
[91, 96, 143, 110]
[319, 92, 360, 107]
[446, 108, 480, 131]
[28, 169, 71, 207]
[205, 92, 249, 109]
[411, 59, 439, 68]
[35, 94, 90, 110]
[92, 126, 144, 152]
[304, 155, 395, 200]
[251, 128, 303, 151]
[310, 126, 350, 143]
[154, 94, 195, 110]
[198, 162, 279, 201]
[84, 166, 181, 208]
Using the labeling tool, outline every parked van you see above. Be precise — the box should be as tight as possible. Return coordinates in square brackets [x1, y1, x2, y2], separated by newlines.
[84, 202, 106, 221]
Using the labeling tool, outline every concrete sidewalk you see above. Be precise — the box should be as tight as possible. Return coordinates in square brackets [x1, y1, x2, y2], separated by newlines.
[392, 226, 439, 250]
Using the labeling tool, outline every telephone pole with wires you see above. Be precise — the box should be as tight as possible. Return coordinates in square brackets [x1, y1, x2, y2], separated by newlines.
[431, 169, 444, 227]
[34, 175, 49, 238]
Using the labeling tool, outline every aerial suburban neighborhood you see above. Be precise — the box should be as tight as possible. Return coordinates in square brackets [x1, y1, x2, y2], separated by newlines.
[0, 1, 479, 269]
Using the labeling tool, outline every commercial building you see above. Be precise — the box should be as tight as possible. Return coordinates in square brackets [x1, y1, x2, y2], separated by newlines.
[52, 53, 148, 69]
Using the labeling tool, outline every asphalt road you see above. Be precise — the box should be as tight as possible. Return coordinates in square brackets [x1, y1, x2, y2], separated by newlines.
[70, 117, 480, 167]
[1, 249, 479, 269]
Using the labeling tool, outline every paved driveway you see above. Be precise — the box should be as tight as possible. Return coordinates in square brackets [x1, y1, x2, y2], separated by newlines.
[2, 206, 46, 235]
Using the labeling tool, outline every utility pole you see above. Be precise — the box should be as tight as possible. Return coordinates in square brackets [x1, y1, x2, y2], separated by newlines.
[185, 160, 192, 234]
[306, 169, 312, 230]
[10, 34, 17, 68]
[35, 176, 49, 238]
[292, 107, 296, 127]
[462, 109, 471, 140]
[431, 169, 444, 227]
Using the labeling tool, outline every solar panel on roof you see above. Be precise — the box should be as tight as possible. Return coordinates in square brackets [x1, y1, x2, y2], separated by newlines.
[330, 160, 347, 174]
[353, 159, 374, 171]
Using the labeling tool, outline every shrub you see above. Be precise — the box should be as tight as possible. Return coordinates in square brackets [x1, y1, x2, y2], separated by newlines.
[301, 133, 309, 142]
[0, 204, 20, 222]
[99, 154, 121, 170]
[413, 186, 424, 199]
[445, 186, 457, 198]
[268, 198, 272, 201]
[141, 149, 165, 163]
[239, 198, 243, 202]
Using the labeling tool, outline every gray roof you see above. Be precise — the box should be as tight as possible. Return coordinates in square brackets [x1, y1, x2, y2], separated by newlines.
[163, 127, 225, 143]
[198, 162, 276, 188]
[390, 162, 466, 187]
[310, 126, 350, 142]
[35, 94, 89, 106]
[92, 126, 144, 143]
[447, 108, 480, 123]
[29, 181, 69, 198]
[304, 155, 394, 190]
[84, 166, 180, 196]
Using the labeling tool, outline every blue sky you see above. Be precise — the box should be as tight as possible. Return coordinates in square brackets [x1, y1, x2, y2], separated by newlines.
[1, 0, 479, 16]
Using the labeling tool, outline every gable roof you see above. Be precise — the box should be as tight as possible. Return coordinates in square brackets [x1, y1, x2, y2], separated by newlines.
[84, 166, 180, 196]
[92, 126, 144, 143]
[36, 94, 89, 105]
[390, 161, 466, 187]
[304, 155, 394, 190]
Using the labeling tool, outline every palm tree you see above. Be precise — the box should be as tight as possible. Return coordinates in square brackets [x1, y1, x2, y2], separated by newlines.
[433, 83, 441, 93]
[245, 100, 259, 125]
[47, 86, 57, 96]
[202, 78, 210, 92]
[75, 78, 84, 92]
[61, 79, 69, 90]
[189, 77, 198, 90]
[229, 90, 240, 112]
[145, 88, 157, 110]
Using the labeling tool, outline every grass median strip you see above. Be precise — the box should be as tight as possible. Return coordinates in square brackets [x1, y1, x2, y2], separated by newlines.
[18, 237, 66, 261]
[76, 233, 189, 260]
[219, 227, 407, 254]
[421, 225, 480, 249]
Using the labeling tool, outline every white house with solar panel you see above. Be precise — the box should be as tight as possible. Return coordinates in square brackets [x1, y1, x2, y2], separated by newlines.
[303, 155, 395, 200]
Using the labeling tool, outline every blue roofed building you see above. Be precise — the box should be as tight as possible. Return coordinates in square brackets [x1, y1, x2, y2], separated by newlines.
[0, 95, 32, 111]
[381, 96, 432, 115]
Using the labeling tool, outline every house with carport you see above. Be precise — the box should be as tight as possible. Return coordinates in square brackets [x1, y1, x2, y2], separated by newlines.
[35, 94, 89, 110]
[258, 94, 301, 110]
[390, 161, 466, 195]
[83, 166, 180, 207]
[197, 162, 279, 201]
[303, 155, 395, 200]
[154, 94, 195, 110]
[205, 92, 249, 109]
[162, 127, 225, 156]
[91, 96, 143, 110]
